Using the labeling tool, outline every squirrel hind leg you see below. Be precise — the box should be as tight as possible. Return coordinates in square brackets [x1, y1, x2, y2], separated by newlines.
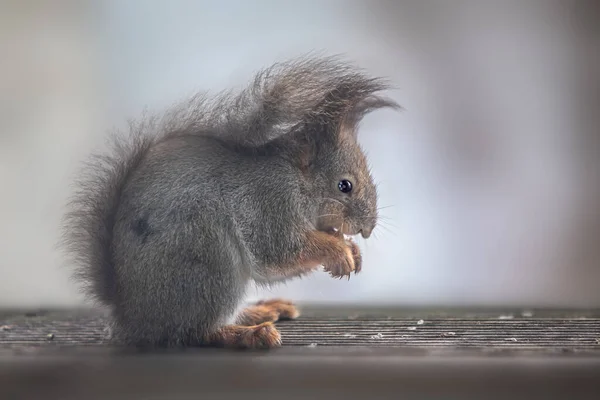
[236, 298, 300, 326]
[203, 322, 282, 349]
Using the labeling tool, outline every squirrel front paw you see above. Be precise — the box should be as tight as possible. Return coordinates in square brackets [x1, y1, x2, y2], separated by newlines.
[346, 238, 362, 274]
[323, 243, 356, 279]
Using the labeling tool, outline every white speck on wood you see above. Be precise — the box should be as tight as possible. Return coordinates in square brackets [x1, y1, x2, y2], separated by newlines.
[498, 314, 514, 320]
[521, 310, 534, 318]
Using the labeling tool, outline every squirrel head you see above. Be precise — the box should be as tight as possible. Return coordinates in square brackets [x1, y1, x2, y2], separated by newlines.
[274, 90, 398, 240]
[310, 129, 378, 239]
[244, 56, 399, 239]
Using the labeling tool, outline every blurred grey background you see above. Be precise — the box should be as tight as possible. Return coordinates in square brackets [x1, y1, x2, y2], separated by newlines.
[0, 0, 598, 308]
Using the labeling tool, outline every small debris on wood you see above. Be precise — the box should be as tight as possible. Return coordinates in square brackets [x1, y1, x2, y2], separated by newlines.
[1, 309, 598, 353]
[521, 310, 534, 318]
[498, 314, 514, 320]
[417, 319, 424, 325]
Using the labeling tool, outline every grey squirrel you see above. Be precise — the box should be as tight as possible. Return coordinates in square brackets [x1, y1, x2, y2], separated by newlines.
[62, 55, 398, 348]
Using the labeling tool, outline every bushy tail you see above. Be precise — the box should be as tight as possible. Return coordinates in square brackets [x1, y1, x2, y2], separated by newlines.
[211, 54, 400, 145]
[61, 124, 153, 304]
[61, 54, 398, 305]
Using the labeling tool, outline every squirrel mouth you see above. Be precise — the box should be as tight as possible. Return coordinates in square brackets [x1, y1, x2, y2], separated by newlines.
[324, 227, 355, 240]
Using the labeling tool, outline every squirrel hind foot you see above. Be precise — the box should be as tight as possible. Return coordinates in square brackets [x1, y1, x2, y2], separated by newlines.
[204, 322, 282, 349]
[237, 299, 300, 326]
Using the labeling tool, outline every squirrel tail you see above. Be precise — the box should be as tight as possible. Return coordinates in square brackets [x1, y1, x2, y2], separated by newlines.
[216, 53, 401, 145]
[61, 121, 157, 305]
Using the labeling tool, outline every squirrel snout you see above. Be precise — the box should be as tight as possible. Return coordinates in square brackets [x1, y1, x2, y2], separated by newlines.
[359, 227, 373, 239]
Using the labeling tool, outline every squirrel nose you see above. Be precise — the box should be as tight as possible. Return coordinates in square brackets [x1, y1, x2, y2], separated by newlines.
[360, 227, 372, 239]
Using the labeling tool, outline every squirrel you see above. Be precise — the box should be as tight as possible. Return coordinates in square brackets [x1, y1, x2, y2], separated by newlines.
[61, 55, 399, 348]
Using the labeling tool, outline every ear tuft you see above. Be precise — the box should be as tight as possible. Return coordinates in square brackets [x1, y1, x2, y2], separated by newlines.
[299, 73, 400, 139]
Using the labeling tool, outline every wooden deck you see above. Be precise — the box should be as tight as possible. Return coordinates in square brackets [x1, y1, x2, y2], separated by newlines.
[1, 306, 600, 399]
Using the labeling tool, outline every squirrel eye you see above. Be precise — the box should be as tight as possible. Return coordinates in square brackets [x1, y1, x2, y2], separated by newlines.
[338, 179, 353, 193]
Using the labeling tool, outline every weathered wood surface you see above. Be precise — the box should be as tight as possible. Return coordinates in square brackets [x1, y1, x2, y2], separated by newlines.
[1, 307, 600, 400]
[1, 306, 599, 354]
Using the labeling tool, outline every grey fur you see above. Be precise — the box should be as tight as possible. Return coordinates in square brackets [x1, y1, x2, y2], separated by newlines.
[61, 55, 398, 347]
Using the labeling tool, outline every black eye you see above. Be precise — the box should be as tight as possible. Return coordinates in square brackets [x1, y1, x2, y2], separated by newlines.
[338, 179, 353, 193]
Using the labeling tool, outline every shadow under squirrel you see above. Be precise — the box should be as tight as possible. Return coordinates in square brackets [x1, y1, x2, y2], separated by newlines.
[62, 55, 399, 348]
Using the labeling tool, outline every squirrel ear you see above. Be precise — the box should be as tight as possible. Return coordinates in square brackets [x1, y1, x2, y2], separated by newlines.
[293, 129, 321, 172]
[339, 95, 400, 138]
[305, 81, 401, 141]
[278, 127, 331, 172]
[297, 140, 313, 171]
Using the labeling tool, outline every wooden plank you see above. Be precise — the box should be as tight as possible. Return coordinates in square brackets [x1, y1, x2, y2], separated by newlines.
[1, 307, 599, 400]
[1, 307, 599, 354]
